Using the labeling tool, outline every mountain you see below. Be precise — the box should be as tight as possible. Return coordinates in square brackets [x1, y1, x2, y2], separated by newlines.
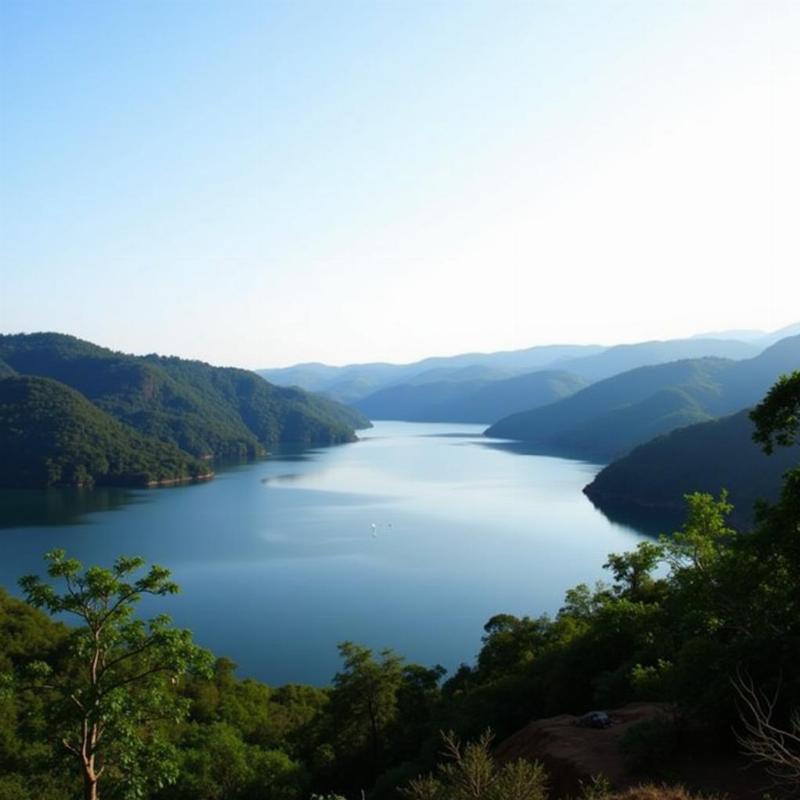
[258, 345, 604, 403]
[583, 408, 800, 528]
[690, 328, 766, 341]
[0, 333, 370, 464]
[0, 358, 15, 378]
[553, 337, 760, 382]
[0, 376, 209, 488]
[758, 321, 800, 347]
[486, 335, 800, 460]
[356, 370, 588, 423]
[486, 358, 732, 455]
[259, 335, 769, 405]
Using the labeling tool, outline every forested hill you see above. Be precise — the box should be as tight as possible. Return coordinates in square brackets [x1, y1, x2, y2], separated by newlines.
[355, 369, 588, 423]
[0, 376, 209, 488]
[0, 333, 370, 488]
[584, 407, 800, 528]
[486, 334, 800, 460]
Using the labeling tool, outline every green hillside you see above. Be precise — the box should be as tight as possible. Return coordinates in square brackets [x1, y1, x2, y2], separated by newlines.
[356, 369, 588, 423]
[0, 333, 369, 460]
[584, 408, 800, 527]
[551, 386, 717, 459]
[486, 335, 800, 460]
[486, 358, 731, 450]
[0, 376, 209, 488]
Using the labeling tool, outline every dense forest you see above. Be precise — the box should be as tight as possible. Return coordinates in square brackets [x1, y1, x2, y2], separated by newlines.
[1, 374, 799, 799]
[0, 333, 370, 488]
[584, 407, 800, 528]
[0, 376, 209, 488]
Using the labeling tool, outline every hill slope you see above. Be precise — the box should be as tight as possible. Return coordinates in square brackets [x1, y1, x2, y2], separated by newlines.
[583, 409, 800, 527]
[356, 370, 588, 423]
[0, 333, 369, 460]
[486, 335, 800, 460]
[0, 376, 209, 488]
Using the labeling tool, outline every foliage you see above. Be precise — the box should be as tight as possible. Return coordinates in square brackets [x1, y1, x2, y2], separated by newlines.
[402, 730, 548, 800]
[750, 370, 800, 453]
[0, 333, 368, 489]
[0, 375, 209, 488]
[585, 408, 800, 528]
[12, 550, 213, 800]
[329, 642, 406, 784]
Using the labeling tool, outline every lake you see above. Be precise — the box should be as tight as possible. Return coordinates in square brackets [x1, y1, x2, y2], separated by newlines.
[0, 421, 656, 686]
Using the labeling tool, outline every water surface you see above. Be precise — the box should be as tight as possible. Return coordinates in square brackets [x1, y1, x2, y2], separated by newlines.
[0, 422, 655, 685]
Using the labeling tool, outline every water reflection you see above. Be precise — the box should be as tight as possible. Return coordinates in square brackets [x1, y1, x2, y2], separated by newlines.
[476, 438, 600, 464]
[0, 486, 143, 529]
[585, 498, 685, 538]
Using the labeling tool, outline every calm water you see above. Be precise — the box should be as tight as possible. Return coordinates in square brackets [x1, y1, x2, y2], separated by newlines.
[0, 422, 654, 686]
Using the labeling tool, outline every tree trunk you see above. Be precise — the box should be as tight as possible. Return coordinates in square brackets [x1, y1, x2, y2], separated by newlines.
[83, 770, 98, 800]
[82, 752, 99, 800]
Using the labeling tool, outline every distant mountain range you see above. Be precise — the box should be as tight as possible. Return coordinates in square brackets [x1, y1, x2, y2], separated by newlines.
[356, 370, 589, 423]
[485, 334, 800, 461]
[0, 333, 370, 489]
[258, 344, 605, 404]
[258, 326, 798, 421]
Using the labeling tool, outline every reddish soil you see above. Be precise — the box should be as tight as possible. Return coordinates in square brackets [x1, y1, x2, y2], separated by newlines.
[493, 703, 779, 799]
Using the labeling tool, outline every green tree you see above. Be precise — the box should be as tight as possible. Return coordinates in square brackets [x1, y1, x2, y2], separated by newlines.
[750, 370, 800, 454]
[477, 615, 551, 682]
[604, 542, 664, 600]
[14, 550, 213, 800]
[330, 642, 404, 780]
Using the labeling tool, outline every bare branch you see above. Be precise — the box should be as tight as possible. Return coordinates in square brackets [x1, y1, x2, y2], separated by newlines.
[732, 667, 800, 785]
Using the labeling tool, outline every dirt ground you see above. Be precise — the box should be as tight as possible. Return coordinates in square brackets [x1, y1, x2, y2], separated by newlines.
[493, 703, 779, 799]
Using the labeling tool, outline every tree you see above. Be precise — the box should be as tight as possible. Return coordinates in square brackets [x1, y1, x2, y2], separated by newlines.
[750, 370, 800, 455]
[730, 373, 800, 785]
[604, 542, 664, 600]
[14, 550, 213, 800]
[477, 615, 551, 682]
[733, 669, 800, 786]
[749, 370, 800, 561]
[330, 642, 404, 780]
[661, 491, 735, 575]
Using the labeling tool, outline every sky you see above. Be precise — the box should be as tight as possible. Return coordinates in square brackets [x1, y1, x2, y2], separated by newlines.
[1, 1, 798, 369]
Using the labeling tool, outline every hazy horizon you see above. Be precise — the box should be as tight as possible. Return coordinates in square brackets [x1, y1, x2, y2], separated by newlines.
[2, 1, 798, 368]
[2, 319, 798, 373]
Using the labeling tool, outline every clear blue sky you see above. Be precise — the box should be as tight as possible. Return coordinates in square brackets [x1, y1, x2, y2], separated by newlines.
[1, 0, 797, 368]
